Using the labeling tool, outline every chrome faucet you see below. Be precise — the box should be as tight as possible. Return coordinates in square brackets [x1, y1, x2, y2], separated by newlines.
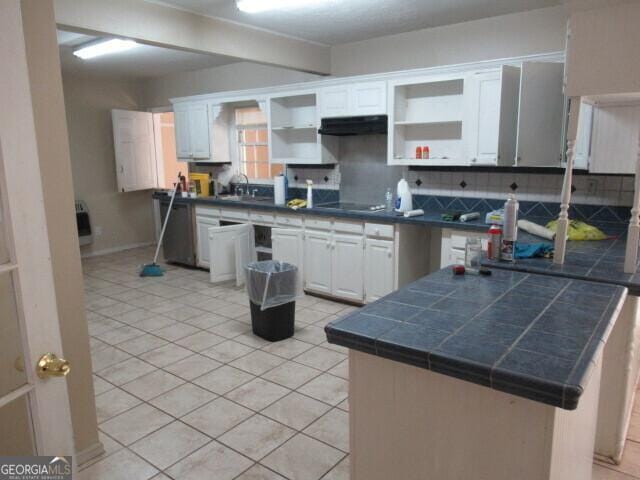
[238, 173, 250, 196]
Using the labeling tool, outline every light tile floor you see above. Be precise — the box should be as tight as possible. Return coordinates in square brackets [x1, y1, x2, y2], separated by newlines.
[80, 246, 352, 480]
[79, 246, 640, 480]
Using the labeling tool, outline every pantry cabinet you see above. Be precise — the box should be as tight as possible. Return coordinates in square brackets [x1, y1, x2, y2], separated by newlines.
[173, 102, 211, 161]
[364, 238, 395, 303]
[319, 81, 387, 118]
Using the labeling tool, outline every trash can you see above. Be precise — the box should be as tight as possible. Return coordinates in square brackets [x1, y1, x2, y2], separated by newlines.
[246, 260, 299, 342]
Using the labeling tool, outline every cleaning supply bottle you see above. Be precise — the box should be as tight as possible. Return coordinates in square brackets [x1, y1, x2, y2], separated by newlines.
[395, 178, 413, 213]
[306, 180, 314, 209]
[501, 193, 519, 262]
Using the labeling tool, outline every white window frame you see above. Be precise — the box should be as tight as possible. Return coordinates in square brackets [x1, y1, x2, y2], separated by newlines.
[232, 106, 279, 185]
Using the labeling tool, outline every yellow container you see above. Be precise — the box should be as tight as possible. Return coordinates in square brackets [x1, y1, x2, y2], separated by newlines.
[189, 173, 211, 197]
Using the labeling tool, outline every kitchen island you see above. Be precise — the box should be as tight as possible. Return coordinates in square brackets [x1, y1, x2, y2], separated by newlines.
[326, 267, 627, 480]
[482, 227, 640, 463]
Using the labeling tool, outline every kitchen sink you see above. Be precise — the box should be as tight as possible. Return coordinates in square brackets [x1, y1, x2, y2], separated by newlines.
[217, 195, 273, 203]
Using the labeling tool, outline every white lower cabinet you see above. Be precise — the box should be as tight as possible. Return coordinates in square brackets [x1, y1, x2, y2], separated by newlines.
[364, 238, 395, 303]
[272, 228, 304, 282]
[208, 224, 255, 287]
[196, 216, 220, 268]
[332, 234, 365, 302]
[304, 230, 333, 295]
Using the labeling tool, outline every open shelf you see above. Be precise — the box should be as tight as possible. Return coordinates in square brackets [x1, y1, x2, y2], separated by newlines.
[270, 94, 317, 128]
[394, 78, 465, 124]
[394, 120, 462, 127]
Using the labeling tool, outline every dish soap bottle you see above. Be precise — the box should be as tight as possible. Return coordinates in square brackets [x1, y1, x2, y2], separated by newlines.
[501, 193, 519, 262]
[306, 179, 313, 209]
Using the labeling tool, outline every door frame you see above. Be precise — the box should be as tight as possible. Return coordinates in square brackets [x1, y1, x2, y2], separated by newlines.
[0, 0, 74, 458]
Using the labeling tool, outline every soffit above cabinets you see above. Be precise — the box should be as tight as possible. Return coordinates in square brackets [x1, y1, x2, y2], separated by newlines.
[56, 29, 239, 79]
[152, 0, 561, 45]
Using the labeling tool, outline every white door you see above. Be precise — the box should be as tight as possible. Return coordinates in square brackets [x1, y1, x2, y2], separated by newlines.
[319, 86, 350, 118]
[574, 102, 593, 170]
[173, 103, 191, 159]
[304, 230, 332, 294]
[188, 103, 211, 160]
[332, 233, 365, 302]
[272, 228, 304, 290]
[234, 224, 256, 287]
[364, 239, 395, 303]
[112, 109, 158, 192]
[467, 71, 501, 165]
[0, 0, 74, 460]
[196, 216, 220, 268]
[350, 82, 387, 116]
[208, 224, 255, 284]
[590, 104, 640, 174]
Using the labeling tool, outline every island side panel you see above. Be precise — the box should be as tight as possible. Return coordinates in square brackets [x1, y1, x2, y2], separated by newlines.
[596, 295, 640, 463]
[349, 350, 600, 480]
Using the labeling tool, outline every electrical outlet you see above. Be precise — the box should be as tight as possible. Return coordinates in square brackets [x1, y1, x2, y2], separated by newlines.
[94, 226, 103, 237]
[587, 179, 598, 195]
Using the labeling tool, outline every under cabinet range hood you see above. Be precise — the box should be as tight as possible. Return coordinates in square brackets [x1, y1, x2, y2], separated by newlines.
[318, 115, 387, 136]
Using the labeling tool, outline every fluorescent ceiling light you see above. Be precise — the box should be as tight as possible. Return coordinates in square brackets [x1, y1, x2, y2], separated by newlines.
[73, 39, 138, 60]
[236, 0, 325, 13]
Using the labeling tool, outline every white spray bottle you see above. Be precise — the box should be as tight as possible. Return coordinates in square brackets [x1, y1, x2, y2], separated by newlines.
[306, 180, 313, 209]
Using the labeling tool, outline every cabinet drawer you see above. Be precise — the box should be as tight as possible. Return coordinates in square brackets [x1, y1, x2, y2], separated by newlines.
[250, 211, 275, 225]
[220, 208, 249, 221]
[305, 217, 332, 231]
[333, 220, 364, 234]
[195, 206, 220, 218]
[276, 215, 303, 227]
[365, 223, 394, 239]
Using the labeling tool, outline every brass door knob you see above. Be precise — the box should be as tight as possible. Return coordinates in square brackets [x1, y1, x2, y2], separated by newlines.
[36, 353, 70, 379]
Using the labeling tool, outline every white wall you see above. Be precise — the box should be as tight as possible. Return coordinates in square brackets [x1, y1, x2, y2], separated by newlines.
[63, 73, 156, 255]
[141, 61, 322, 108]
[330, 6, 568, 76]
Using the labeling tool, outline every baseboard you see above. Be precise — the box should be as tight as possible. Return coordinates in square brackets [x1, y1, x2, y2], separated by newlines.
[75, 440, 105, 468]
[80, 242, 154, 259]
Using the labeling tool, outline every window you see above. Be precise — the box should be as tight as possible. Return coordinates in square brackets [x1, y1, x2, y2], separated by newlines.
[235, 107, 282, 180]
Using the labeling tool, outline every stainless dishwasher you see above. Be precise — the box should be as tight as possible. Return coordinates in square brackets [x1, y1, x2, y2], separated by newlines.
[159, 199, 196, 267]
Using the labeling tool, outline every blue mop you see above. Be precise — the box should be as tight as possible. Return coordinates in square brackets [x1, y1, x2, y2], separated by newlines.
[140, 172, 181, 277]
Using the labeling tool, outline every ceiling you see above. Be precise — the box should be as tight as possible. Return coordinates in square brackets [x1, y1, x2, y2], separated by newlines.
[152, 0, 562, 45]
[57, 30, 239, 79]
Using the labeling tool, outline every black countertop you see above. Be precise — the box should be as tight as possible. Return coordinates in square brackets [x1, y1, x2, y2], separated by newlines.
[481, 223, 640, 295]
[325, 267, 627, 410]
[155, 193, 494, 232]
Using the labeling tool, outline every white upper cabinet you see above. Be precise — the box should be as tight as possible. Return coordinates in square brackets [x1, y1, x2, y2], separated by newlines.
[589, 103, 640, 174]
[573, 102, 593, 170]
[466, 66, 520, 167]
[388, 74, 468, 166]
[111, 109, 158, 192]
[319, 81, 387, 118]
[514, 62, 565, 167]
[268, 92, 338, 165]
[173, 101, 211, 162]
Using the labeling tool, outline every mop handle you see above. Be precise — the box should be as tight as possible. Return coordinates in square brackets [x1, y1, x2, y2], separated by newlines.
[152, 172, 182, 265]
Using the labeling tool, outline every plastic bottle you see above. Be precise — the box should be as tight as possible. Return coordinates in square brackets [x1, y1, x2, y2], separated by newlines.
[501, 193, 519, 262]
[385, 188, 393, 211]
[306, 180, 313, 209]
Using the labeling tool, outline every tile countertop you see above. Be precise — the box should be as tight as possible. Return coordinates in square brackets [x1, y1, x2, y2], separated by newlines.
[325, 267, 627, 410]
[482, 223, 640, 296]
[156, 192, 536, 233]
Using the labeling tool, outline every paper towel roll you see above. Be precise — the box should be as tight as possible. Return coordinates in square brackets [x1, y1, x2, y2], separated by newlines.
[517, 220, 555, 240]
[274, 175, 286, 205]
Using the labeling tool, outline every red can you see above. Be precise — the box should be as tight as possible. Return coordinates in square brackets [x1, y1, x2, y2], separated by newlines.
[415, 146, 423, 159]
[488, 224, 502, 261]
